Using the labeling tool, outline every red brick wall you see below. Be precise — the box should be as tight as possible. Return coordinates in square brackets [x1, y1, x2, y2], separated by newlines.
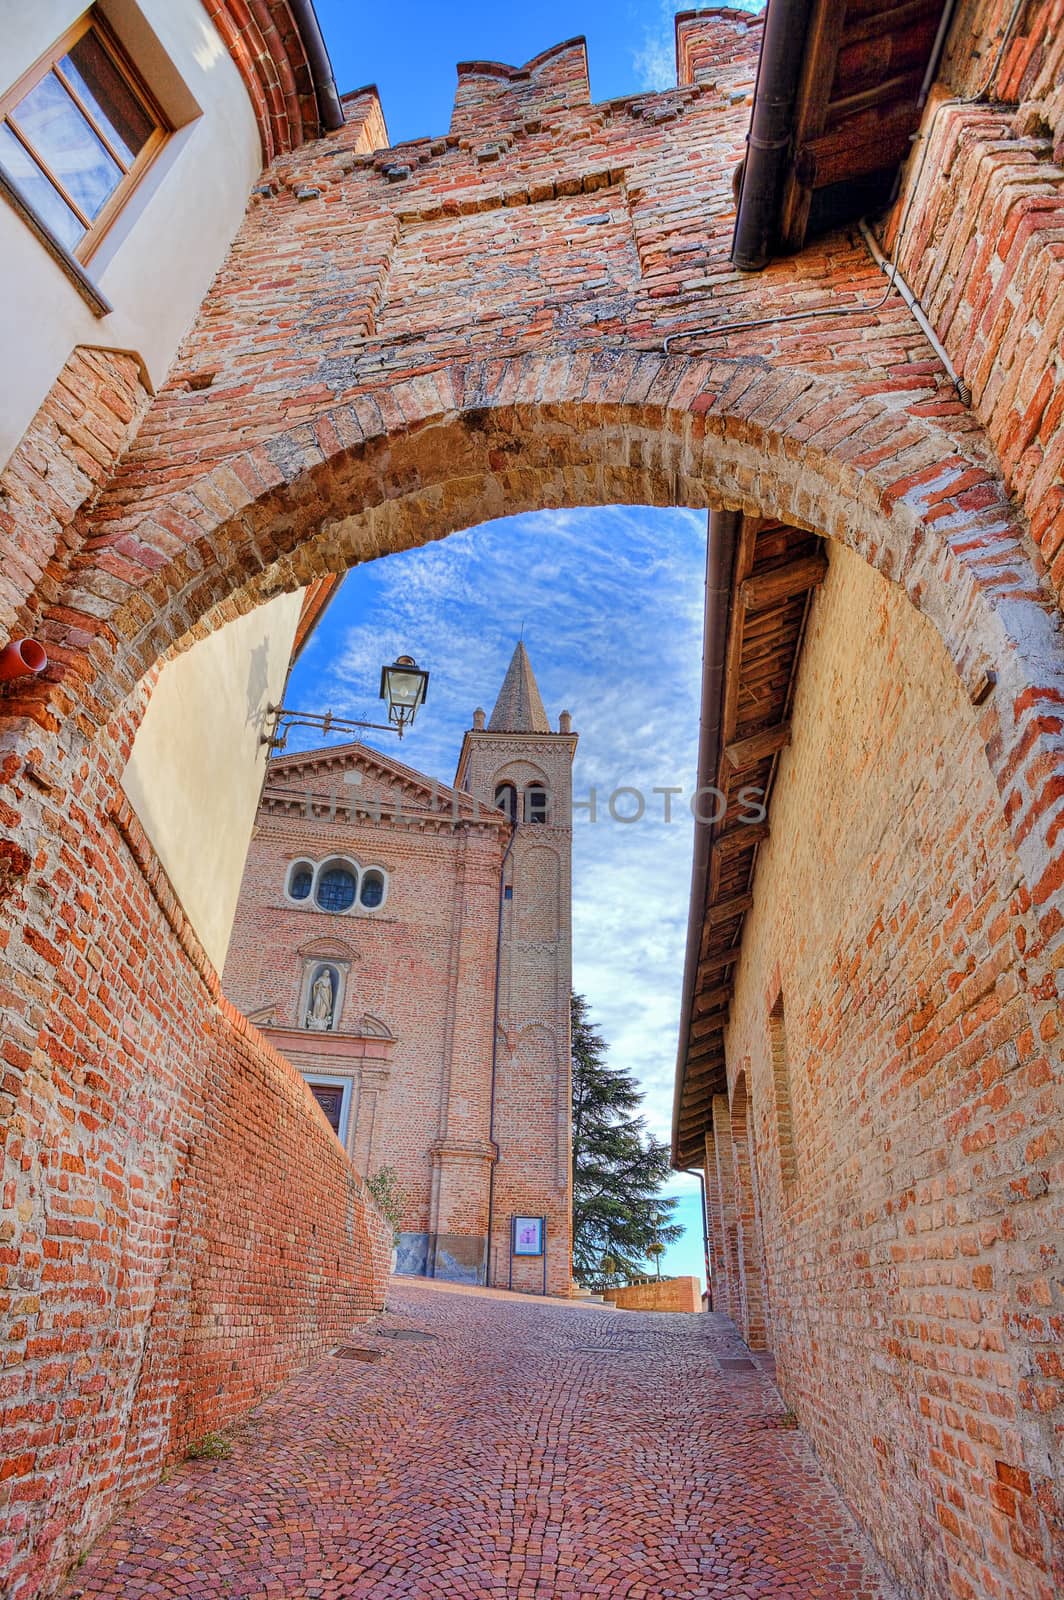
[1, 11, 1063, 1600]
[0, 743, 389, 1600]
[604, 1276, 701, 1314]
[886, 0, 1064, 599]
[714, 543, 1063, 1600]
[0, 348, 150, 642]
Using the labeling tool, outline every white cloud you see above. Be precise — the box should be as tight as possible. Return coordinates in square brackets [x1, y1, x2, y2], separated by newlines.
[632, 0, 763, 93]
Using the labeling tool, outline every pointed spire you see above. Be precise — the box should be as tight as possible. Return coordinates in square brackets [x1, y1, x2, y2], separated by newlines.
[488, 641, 551, 733]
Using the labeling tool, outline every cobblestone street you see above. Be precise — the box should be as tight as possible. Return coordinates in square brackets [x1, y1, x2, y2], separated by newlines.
[66, 1281, 900, 1600]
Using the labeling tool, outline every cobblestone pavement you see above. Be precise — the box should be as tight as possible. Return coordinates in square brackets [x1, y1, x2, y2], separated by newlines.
[67, 1280, 902, 1600]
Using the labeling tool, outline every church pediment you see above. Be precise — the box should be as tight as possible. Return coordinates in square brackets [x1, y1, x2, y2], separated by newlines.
[262, 739, 504, 831]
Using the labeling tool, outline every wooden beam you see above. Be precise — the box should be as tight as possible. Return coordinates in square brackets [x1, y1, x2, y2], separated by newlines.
[678, 1103, 714, 1126]
[713, 821, 770, 858]
[802, 99, 922, 188]
[698, 950, 739, 976]
[778, 0, 847, 251]
[691, 1012, 729, 1046]
[719, 517, 762, 749]
[740, 553, 828, 612]
[724, 723, 791, 771]
[685, 1045, 725, 1074]
[694, 983, 732, 1017]
[704, 891, 754, 928]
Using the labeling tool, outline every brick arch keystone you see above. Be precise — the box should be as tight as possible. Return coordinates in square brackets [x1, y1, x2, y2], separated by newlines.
[18, 350, 1064, 941]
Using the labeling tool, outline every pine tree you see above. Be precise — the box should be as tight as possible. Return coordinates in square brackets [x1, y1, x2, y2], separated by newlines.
[570, 993, 682, 1284]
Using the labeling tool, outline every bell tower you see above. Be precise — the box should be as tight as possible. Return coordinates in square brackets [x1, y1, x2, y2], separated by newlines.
[455, 642, 577, 1295]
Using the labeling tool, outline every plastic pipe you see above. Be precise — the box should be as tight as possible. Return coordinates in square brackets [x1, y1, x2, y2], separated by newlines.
[0, 639, 47, 681]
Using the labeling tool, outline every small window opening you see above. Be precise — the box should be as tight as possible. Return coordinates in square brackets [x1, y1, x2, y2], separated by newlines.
[495, 782, 518, 822]
[525, 785, 550, 824]
[769, 993, 798, 1195]
[360, 869, 385, 909]
[308, 1081, 344, 1136]
[289, 863, 313, 901]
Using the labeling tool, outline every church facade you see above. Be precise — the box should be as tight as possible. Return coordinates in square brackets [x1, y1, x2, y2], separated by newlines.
[223, 643, 577, 1296]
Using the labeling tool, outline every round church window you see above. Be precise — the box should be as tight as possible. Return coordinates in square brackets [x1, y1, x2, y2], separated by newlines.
[316, 866, 357, 912]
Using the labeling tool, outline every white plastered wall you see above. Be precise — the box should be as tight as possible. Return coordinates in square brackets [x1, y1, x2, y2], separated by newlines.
[0, 0, 262, 467]
[121, 592, 305, 972]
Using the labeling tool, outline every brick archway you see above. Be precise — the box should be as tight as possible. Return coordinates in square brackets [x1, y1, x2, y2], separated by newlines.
[3, 347, 1064, 1600]
[15, 348, 1062, 937]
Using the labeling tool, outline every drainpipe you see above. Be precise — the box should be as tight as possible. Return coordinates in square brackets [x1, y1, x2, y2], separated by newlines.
[732, 0, 817, 270]
[289, 0, 345, 132]
[484, 818, 518, 1286]
[0, 638, 48, 681]
[671, 509, 741, 1164]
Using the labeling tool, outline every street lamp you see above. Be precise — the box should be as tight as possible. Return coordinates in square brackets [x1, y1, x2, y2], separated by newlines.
[261, 654, 429, 753]
[379, 655, 429, 736]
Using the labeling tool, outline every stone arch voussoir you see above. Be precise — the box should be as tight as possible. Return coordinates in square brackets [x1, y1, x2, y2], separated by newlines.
[15, 350, 1064, 946]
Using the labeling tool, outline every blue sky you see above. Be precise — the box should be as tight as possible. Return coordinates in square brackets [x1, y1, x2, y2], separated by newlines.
[288, 509, 710, 1285]
[315, 0, 761, 144]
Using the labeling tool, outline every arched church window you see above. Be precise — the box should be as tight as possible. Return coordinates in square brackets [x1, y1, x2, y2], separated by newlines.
[525, 785, 550, 824]
[495, 782, 518, 822]
[360, 869, 386, 909]
[316, 864, 357, 912]
[288, 861, 314, 901]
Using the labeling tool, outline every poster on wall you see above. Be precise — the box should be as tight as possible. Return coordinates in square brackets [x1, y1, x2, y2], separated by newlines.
[511, 1215, 545, 1257]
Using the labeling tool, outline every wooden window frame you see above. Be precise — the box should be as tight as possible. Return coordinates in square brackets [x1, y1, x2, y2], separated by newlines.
[0, 8, 168, 269]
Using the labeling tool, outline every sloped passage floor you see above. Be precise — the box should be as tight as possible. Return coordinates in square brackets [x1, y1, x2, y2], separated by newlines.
[67, 1281, 902, 1600]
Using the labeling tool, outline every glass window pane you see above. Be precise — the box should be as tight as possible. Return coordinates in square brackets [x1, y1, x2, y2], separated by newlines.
[289, 865, 313, 901]
[360, 871, 384, 909]
[317, 868, 356, 913]
[12, 71, 122, 221]
[63, 31, 154, 165]
[0, 122, 85, 251]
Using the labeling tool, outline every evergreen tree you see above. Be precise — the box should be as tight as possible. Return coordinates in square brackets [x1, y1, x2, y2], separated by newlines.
[570, 993, 682, 1284]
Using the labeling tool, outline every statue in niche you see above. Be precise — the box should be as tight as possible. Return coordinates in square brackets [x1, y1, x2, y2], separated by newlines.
[305, 965, 336, 1031]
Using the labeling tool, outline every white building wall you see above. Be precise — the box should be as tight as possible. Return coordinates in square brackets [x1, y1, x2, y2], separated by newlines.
[0, 0, 262, 467]
[121, 591, 305, 972]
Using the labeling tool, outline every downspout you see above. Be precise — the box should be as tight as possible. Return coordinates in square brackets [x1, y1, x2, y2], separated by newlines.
[731, 0, 817, 270]
[671, 509, 741, 1163]
[289, 0, 345, 132]
[484, 819, 518, 1286]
